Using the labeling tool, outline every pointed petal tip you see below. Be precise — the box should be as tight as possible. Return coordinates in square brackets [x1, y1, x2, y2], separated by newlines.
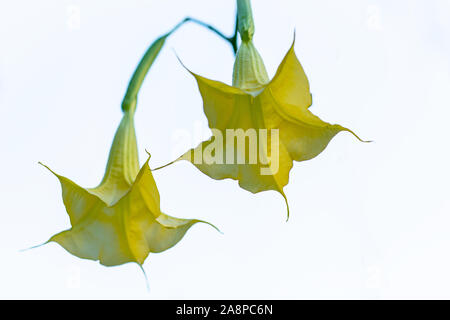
[144, 149, 152, 166]
[198, 219, 223, 235]
[285, 29, 296, 54]
[173, 52, 212, 85]
[173, 51, 195, 76]
[150, 158, 180, 171]
[20, 240, 50, 252]
[38, 161, 47, 169]
[338, 126, 371, 143]
[137, 263, 150, 292]
[280, 190, 290, 222]
[188, 218, 222, 235]
[38, 161, 60, 177]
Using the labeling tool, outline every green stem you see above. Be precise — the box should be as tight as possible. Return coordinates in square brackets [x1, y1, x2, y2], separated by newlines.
[236, 0, 254, 41]
[121, 15, 238, 113]
[121, 34, 167, 113]
[230, 13, 239, 54]
[184, 17, 238, 54]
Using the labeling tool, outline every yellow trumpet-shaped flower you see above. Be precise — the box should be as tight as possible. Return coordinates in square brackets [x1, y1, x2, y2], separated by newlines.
[167, 0, 367, 219]
[40, 108, 215, 267]
[39, 29, 217, 267]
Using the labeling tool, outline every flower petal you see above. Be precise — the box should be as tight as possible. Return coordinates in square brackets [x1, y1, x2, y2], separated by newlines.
[88, 112, 140, 206]
[268, 38, 313, 110]
[45, 158, 216, 266]
[173, 41, 365, 219]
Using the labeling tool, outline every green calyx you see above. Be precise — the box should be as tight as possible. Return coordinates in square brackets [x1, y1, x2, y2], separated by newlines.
[233, 0, 269, 91]
[232, 41, 269, 90]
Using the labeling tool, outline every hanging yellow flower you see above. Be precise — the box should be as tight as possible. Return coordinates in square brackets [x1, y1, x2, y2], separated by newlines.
[163, 0, 367, 219]
[39, 29, 217, 268]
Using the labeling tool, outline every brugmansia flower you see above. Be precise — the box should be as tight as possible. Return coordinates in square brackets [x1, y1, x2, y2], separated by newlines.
[39, 30, 217, 268]
[163, 0, 367, 219]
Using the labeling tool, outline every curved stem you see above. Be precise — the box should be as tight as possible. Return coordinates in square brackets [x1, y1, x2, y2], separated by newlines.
[184, 17, 238, 54]
[122, 14, 238, 112]
[230, 14, 239, 54]
[122, 34, 168, 112]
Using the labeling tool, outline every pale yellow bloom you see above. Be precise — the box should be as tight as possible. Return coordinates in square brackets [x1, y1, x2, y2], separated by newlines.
[170, 0, 367, 219]
[41, 109, 216, 267]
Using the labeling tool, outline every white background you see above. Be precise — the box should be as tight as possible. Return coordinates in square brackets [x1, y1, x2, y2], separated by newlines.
[1, 0, 449, 299]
